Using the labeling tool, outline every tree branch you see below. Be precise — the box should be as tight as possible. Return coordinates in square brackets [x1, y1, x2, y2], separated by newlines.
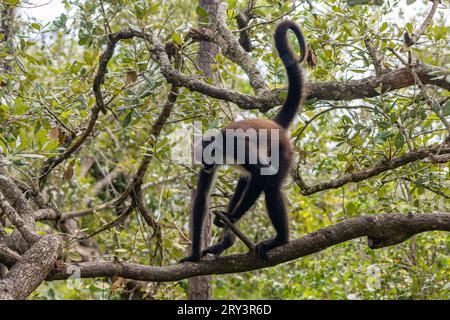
[38, 31, 141, 186]
[0, 235, 62, 299]
[214, 3, 267, 94]
[405, 0, 440, 47]
[388, 48, 450, 133]
[0, 244, 20, 269]
[0, 164, 38, 252]
[0, 192, 40, 246]
[293, 143, 450, 195]
[47, 213, 450, 282]
[363, 37, 386, 76]
[305, 64, 449, 102]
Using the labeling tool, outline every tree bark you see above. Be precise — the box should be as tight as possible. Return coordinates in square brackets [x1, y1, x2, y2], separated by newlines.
[46, 213, 450, 283]
[0, 235, 62, 300]
[0, 1, 14, 279]
[0, 4, 13, 72]
[187, 0, 219, 301]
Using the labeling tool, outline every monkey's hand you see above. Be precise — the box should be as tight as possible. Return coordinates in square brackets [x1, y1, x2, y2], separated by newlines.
[213, 214, 226, 228]
[179, 253, 201, 263]
[213, 211, 234, 228]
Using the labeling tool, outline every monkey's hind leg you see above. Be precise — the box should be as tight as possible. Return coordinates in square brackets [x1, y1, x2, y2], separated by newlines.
[255, 185, 289, 261]
[226, 177, 264, 224]
[202, 227, 237, 257]
[180, 167, 216, 263]
[203, 176, 249, 257]
[214, 176, 249, 228]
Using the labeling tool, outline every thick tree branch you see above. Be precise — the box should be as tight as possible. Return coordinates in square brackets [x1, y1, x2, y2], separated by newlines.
[0, 192, 39, 246]
[214, 3, 267, 94]
[47, 213, 450, 282]
[183, 33, 450, 106]
[0, 235, 62, 299]
[305, 64, 449, 102]
[363, 37, 386, 76]
[427, 153, 450, 164]
[0, 164, 38, 252]
[34, 208, 60, 221]
[0, 164, 35, 226]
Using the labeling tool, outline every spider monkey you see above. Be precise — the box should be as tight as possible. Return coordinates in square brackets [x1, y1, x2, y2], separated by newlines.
[180, 20, 307, 263]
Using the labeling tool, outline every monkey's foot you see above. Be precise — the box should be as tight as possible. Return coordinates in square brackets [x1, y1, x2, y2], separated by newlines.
[255, 238, 286, 261]
[179, 253, 201, 263]
[201, 245, 224, 257]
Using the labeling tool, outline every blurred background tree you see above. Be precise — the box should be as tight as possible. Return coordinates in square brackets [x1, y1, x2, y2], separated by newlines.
[0, 0, 448, 299]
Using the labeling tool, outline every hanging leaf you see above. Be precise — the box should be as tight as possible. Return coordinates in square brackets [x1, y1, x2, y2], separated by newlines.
[63, 160, 75, 181]
[31, 23, 41, 30]
[48, 127, 60, 140]
[126, 70, 138, 84]
[306, 47, 317, 69]
[122, 111, 133, 127]
[395, 133, 405, 150]
[111, 277, 127, 294]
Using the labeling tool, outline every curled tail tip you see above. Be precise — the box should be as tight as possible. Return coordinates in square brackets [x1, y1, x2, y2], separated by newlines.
[274, 19, 308, 65]
[272, 19, 306, 129]
[275, 19, 298, 30]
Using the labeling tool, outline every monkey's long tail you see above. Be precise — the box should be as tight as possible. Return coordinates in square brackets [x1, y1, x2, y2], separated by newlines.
[272, 20, 307, 129]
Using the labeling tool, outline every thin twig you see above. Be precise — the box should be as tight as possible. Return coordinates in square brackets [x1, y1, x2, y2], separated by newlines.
[388, 48, 450, 134]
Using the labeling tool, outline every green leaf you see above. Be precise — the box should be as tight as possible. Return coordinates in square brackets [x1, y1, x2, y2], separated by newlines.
[68, 250, 83, 262]
[53, 14, 68, 29]
[21, 52, 41, 65]
[431, 100, 441, 113]
[395, 133, 405, 150]
[347, 0, 375, 6]
[122, 111, 133, 127]
[172, 32, 183, 46]
[83, 51, 95, 65]
[406, 22, 413, 34]
[12, 98, 27, 115]
[380, 22, 388, 32]
[196, 6, 209, 17]
[31, 23, 41, 30]
[443, 101, 450, 116]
